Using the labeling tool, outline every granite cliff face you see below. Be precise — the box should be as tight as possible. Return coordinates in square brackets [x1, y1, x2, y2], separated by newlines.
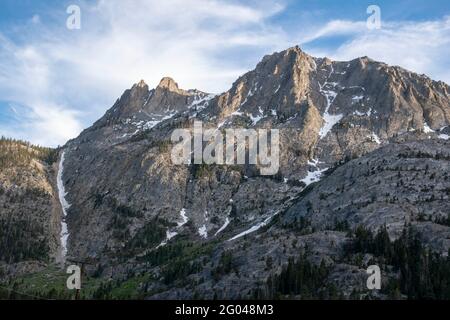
[1, 46, 449, 299]
[60, 46, 449, 263]
[0, 140, 60, 277]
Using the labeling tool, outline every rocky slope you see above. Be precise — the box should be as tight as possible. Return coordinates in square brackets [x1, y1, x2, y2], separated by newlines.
[139, 136, 450, 299]
[60, 46, 450, 264]
[1, 46, 449, 299]
[283, 135, 450, 244]
[0, 139, 61, 277]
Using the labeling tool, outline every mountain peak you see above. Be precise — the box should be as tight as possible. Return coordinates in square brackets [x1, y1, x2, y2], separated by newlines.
[157, 77, 181, 92]
[285, 45, 303, 54]
[136, 79, 148, 88]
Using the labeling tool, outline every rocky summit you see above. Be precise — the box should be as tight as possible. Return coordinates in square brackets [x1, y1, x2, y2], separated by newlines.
[1, 46, 449, 300]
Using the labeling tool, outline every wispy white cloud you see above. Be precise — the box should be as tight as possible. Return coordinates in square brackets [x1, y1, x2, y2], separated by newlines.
[0, 1, 449, 148]
[300, 20, 367, 44]
[0, 34, 84, 146]
[31, 14, 41, 25]
[0, 0, 287, 146]
[302, 16, 450, 84]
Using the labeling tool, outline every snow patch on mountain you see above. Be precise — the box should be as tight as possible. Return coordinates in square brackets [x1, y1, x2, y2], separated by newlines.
[57, 151, 71, 261]
[301, 168, 328, 186]
[158, 208, 190, 248]
[423, 122, 435, 133]
[178, 208, 189, 227]
[370, 133, 381, 144]
[318, 65, 343, 139]
[215, 217, 231, 236]
[143, 91, 153, 107]
[232, 110, 244, 116]
[228, 210, 280, 242]
[198, 225, 208, 239]
[249, 106, 265, 125]
[352, 95, 364, 103]
[189, 94, 215, 110]
[301, 158, 328, 186]
[123, 111, 178, 137]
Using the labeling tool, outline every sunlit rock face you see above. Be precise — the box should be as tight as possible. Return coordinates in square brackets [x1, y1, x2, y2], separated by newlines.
[61, 46, 449, 264]
[2, 46, 449, 299]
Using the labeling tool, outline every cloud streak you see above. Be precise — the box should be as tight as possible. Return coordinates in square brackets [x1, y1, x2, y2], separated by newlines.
[302, 16, 450, 84]
[0, 1, 449, 147]
[0, 0, 287, 146]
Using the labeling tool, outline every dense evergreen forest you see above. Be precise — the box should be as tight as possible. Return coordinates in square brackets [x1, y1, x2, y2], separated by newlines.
[0, 137, 55, 264]
[0, 219, 50, 264]
[0, 137, 57, 168]
[346, 226, 450, 299]
[259, 226, 450, 299]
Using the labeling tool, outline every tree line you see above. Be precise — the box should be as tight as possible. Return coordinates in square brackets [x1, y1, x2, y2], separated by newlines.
[0, 137, 58, 168]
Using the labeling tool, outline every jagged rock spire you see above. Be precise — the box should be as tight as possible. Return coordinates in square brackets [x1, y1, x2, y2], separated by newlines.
[137, 79, 147, 88]
[157, 77, 184, 94]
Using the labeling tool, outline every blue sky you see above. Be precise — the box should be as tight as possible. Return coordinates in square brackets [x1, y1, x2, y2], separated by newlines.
[0, 0, 449, 146]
